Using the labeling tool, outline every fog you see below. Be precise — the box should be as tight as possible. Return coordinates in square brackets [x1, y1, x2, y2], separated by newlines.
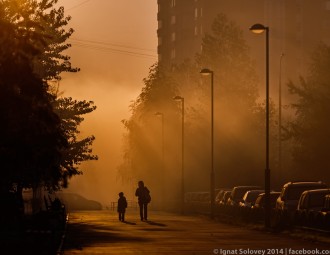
[57, 1, 330, 208]
[58, 0, 158, 205]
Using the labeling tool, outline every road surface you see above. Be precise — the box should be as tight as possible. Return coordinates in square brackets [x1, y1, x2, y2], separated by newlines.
[62, 209, 330, 255]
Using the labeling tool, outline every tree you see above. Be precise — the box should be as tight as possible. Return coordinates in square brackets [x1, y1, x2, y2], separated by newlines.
[54, 97, 98, 188]
[285, 43, 330, 182]
[0, 6, 66, 191]
[0, 0, 97, 192]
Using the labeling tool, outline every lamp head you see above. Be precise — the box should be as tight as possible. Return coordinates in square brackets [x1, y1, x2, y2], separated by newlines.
[155, 112, 163, 116]
[249, 23, 267, 34]
[173, 96, 184, 101]
[200, 68, 213, 76]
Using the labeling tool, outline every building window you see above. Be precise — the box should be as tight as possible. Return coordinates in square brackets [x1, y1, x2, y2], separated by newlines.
[326, 1, 330, 10]
[171, 15, 176, 24]
[171, 0, 176, 7]
[195, 8, 198, 18]
[158, 20, 162, 29]
[194, 25, 198, 36]
[200, 24, 203, 35]
[171, 48, 176, 59]
[158, 36, 162, 45]
[158, 53, 162, 62]
[200, 7, 203, 17]
[171, 32, 176, 41]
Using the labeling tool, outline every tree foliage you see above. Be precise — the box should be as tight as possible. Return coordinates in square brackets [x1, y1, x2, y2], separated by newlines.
[0, 0, 97, 191]
[1, 0, 79, 80]
[285, 43, 330, 180]
[0, 3, 66, 190]
[54, 97, 98, 187]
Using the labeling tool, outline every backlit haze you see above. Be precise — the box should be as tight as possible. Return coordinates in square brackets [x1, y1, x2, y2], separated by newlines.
[59, 0, 158, 205]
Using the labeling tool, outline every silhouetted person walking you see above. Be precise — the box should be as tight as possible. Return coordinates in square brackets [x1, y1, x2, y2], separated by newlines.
[135, 181, 151, 221]
[117, 192, 127, 222]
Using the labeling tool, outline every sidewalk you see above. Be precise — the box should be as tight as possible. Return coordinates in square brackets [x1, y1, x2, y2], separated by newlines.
[62, 209, 330, 255]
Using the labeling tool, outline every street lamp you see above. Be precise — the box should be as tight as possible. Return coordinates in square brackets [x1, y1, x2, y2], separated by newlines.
[278, 53, 284, 185]
[200, 68, 215, 219]
[249, 23, 271, 228]
[173, 96, 185, 214]
[155, 112, 165, 208]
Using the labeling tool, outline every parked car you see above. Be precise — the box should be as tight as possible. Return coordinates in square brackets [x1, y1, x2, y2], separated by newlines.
[57, 193, 102, 211]
[252, 192, 281, 209]
[215, 189, 231, 204]
[323, 194, 330, 212]
[220, 191, 231, 205]
[276, 181, 327, 212]
[297, 189, 330, 212]
[318, 194, 330, 230]
[239, 190, 264, 208]
[227, 186, 261, 206]
[295, 189, 330, 227]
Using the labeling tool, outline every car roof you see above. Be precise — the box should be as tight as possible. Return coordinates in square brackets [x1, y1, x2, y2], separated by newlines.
[246, 190, 265, 193]
[301, 189, 330, 194]
[233, 186, 261, 189]
[283, 181, 327, 188]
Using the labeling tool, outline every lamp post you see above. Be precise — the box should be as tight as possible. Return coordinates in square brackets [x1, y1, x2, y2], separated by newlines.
[155, 112, 164, 208]
[278, 53, 284, 185]
[249, 23, 271, 228]
[200, 68, 215, 219]
[173, 96, 185, 214]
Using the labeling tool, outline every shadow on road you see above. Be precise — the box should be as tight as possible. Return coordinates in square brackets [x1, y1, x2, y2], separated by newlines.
[122, 221, 137, 225]
[144, 220, 167, 227]
[64, 222, 151, 251]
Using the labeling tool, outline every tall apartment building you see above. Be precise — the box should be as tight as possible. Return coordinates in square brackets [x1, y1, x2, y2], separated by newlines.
[157, 0, 330, 87]
[157, 0, 224, 68]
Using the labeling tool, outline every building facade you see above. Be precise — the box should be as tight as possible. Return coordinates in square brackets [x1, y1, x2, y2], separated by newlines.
[157, 0, 330, 86]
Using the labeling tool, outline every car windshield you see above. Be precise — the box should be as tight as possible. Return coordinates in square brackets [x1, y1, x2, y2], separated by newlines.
[233, 187, 259, 200]
[286, 185, 325, 200]
[245, 192, 261, 202]
[309, 192, 329, 207]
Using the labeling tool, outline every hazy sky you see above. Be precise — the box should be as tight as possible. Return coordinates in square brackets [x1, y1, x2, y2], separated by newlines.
[58, 0, 158, 204]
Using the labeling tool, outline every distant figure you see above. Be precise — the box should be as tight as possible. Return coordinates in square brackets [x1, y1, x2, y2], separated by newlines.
[135, 181, 151, 221]
[117, 192, 127, 222]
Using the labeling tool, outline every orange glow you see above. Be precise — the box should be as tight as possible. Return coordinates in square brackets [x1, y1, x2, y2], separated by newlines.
[58, 0, 157, 205]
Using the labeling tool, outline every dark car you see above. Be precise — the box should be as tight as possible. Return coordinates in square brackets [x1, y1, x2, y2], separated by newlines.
[295, 189, 330, 227]
[252, 191, 281, 209]
[239, 190, 265, 208]
[297, 189, 330, 212]
[220, 191, 231, 205]
[276, 181, 327, 212]
[57, 193, 102, 211]
[215, 189, 231, 204]
[227, 186, 261, 206]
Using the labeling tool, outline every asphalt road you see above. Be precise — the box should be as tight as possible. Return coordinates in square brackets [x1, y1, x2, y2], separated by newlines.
[62, 209, 330, 255]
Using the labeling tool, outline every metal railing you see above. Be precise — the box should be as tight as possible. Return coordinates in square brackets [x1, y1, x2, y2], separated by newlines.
[108, 200, 138, 211]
